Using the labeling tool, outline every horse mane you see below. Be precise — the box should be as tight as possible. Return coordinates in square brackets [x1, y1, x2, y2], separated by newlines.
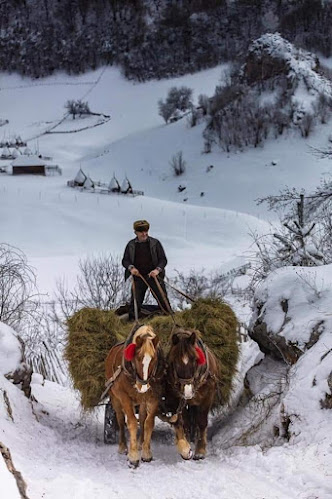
[133, 325, 156, 358]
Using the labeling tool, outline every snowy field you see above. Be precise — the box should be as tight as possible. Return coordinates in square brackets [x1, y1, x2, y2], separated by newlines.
[1, 63, 332, 498]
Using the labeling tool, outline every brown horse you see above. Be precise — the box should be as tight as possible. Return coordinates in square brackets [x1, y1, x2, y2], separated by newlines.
[164, 329, 219, 460]
[105, 325, 164, 468]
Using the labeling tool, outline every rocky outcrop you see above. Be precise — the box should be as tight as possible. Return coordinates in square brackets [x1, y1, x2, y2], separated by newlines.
[0, 441, 29, 499]
[244, 33, 320, 86]
[250, 298, 325, 365]
[249, 266, 331, 365]
[321, 370, 332, 409]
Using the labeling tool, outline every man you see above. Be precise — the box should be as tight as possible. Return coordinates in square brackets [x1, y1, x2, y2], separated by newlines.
[122, 219, 170, 320]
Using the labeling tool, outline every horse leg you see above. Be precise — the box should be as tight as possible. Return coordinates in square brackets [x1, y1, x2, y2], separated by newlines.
[141, 399, 158, 463]
[139, 404, 147, 451]
[194, 408, 208, 460]
[112, 396, 127, 455]
[122, 398, 139, 467]
[174, 416, 193, 460]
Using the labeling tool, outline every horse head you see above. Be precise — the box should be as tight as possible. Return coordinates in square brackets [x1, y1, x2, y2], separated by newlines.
[168, 329, 206, 400]
[124, 325, 160, 394]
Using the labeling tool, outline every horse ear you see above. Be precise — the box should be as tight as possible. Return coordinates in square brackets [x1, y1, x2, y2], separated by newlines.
[172, 334, 179, 345]
[135, 336, 143, 348]
[124, 343, 136, 361]
[195, 346, 206, 366]
[152, 335, 159, 347]
[189, 332, 196, 345]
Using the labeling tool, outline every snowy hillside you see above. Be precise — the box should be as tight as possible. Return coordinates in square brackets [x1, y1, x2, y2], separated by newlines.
[0, 56, 332, 499]
[1, 63, 332, 294]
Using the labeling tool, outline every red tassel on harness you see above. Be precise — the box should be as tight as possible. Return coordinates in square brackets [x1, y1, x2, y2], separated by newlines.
[124, 343, 136, 361]
[195, 346, 206, 365]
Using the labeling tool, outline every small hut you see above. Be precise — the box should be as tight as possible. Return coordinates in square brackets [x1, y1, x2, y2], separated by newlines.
[73, 168, 87, 187]
[84, 176, 95, 190]
[121, 177, 133, 194]
[11, 148, 21, 159]
[12, 155, 46, 175]
[1, 147, 12, 159]
[108, 175, 121, 193]
[23, 147, 33, 156]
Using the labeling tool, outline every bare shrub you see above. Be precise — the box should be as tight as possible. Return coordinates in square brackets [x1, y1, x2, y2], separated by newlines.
[158, 98, 174, 124]
[170, 151, 186, 176]
[0, 243, 40, 329]
[313, 92, 332, 124]
[299, 113, 314, 138]
[187, 108, 198, 127]
[55, 253, 127, 318]
[65, 99, 91, 119]
[158, 86, 193, 123]
[198, 94, 209, 115]
[169, 264, 252, 309]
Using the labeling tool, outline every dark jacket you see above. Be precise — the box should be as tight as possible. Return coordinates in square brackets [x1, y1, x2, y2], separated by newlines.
[122, 236, 167, 280]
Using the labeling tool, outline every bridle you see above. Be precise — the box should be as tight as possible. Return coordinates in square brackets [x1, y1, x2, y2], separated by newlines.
[122, 345, 164, 388]
[169, 336, 210, 400]
[171, 359, 209, 399]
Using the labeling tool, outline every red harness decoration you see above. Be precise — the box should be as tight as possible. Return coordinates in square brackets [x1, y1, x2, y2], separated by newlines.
[195, 346, 206, 365]
[124, 343, 136, 361]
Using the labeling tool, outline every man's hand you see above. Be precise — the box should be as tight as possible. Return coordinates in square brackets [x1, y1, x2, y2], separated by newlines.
[130, 267, 140, 276]
[149, 268, 160, 278]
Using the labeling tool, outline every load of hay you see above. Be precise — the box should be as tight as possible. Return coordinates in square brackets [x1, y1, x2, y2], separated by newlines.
[65, 299, 238, 411]
[148, 298, 239, 407]
[65, 308, 131, 410]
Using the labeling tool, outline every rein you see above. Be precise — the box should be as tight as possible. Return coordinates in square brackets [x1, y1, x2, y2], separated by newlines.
[163, 278, 195, 303]
[134, 272, 178, 329]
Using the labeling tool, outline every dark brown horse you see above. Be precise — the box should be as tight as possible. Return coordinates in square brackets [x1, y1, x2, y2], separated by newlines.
[164, 329, 219, 460]
[105, 325, 164, 467]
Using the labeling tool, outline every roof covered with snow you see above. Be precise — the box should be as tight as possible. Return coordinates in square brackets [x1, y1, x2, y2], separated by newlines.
[11, 155, 46, 167]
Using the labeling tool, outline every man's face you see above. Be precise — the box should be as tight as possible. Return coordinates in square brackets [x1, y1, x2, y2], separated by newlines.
[135, 230, 149, 242]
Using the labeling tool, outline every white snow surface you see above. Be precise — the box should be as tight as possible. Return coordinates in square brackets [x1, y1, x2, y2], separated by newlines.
[0, 322, 22, 375]
[0, 62, 332, 498]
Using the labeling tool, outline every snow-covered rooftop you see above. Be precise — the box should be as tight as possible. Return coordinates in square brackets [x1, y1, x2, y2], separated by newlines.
[11, 155, 45, 167]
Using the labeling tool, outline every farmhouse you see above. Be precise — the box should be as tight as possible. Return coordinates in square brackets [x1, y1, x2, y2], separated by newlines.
[12, 155, 46, 175]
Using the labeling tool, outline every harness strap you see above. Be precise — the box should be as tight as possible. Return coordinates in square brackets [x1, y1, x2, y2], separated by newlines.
[99, 365, 122, 402]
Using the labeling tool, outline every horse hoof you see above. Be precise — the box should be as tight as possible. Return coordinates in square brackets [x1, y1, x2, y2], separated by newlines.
[181, 449, 193, 460]
[193, 453, 205, 460]
[128, 459, 139, 469]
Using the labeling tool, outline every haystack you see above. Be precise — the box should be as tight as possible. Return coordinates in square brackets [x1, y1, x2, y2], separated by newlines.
[65, 308, 130, 410]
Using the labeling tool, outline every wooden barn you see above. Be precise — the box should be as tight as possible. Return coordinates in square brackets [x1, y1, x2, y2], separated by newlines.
[12, 155, 46, 175]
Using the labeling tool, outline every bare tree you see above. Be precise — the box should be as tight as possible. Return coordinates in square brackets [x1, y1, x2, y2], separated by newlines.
[169, 151, 186, 176]
[65, 99, 91, 119]
[158, 99, 174, 124]
[55, 253, 127, 317]
[0, 244, 40, 329]
[299, 113, 314, 138]
[158, 86, 193, 123]
[251, 196, 326, 283]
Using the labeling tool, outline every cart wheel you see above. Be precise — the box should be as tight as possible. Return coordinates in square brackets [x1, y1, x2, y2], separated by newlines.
[104, 401, 118, 444]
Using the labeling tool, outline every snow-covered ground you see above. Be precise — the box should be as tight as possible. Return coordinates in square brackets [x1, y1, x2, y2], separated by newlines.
[1, 62, 332, 498]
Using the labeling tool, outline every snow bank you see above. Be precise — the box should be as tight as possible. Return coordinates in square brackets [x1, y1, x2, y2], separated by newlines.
[0, 323, 22, 376]
[251, 264, 332, 444]
[253, 264, 332, 349]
